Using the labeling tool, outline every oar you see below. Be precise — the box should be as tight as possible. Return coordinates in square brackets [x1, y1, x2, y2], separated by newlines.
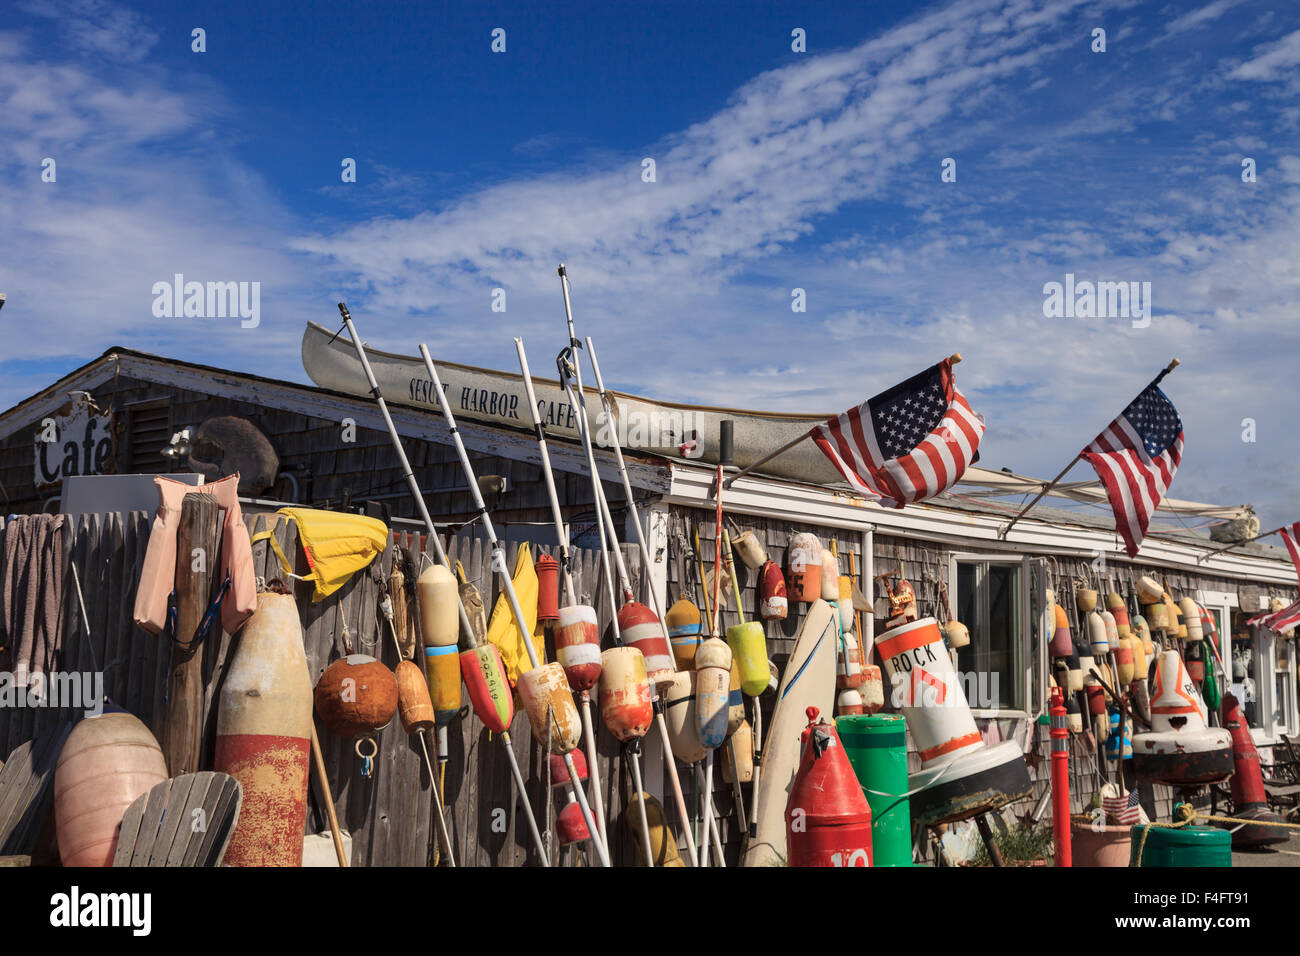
[515, 337, 610, 848]
[555, 265, 699, 867]
[417, 342, 612, 868]
[334, 303, 549, 865]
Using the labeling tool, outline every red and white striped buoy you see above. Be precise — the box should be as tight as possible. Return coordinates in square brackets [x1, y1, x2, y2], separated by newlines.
[555, 604, 602, 693]
[618, 601, 675, 686]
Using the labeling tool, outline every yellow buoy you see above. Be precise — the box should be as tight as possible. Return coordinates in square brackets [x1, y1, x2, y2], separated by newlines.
[726, 621, 768, 697]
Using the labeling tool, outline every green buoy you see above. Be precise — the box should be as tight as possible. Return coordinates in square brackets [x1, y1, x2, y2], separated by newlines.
[836, 713, 912, 867]
[1130, 824, 1232, 867]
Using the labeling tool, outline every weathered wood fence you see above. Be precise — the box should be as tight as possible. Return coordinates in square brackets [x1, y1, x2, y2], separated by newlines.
[0, 509, 666, 866]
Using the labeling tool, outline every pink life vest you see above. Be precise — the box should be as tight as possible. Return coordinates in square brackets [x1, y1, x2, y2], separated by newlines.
[132, 474, 257, 636]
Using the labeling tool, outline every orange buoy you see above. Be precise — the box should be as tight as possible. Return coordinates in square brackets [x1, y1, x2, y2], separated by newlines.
[214, 590, 314, 866]
[536, 553, 560, 622]
[1050, 604, 1072, 657]
[1107, 593, 1131, 638]
[666, 597, 702, 670]
[518, 662, 582, 754]
[395, 659, 436, 732]
[314, 655, 399, 738]
[618, 601, 675, 685]
[55, 710, 168, 867]
[787, 533, 822, 603]
[556, 604, 602, 692]
[598, 646, 653, 741]
[759, 560, 788, 621]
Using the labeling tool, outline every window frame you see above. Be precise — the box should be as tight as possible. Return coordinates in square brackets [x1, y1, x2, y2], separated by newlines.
[947, 551, 1032, 719]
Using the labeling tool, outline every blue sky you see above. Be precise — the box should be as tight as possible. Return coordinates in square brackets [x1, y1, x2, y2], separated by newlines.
[2, 0, 1299, 530]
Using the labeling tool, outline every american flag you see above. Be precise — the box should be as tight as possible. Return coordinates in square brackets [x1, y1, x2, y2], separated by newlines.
[1080, 381, 1184, 558]
[1248, 522, 1300, 632]
[1103, 788, 1142, 826]
[810, 358, 983, 509]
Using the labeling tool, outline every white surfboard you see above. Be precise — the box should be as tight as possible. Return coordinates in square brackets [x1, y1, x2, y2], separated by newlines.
[743, 600, 839, 867]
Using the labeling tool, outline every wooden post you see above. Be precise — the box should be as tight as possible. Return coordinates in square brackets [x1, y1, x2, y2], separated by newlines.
[161, 494, 219, 776]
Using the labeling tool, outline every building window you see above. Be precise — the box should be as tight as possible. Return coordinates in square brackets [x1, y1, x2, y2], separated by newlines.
[954, 559, 1024, 711]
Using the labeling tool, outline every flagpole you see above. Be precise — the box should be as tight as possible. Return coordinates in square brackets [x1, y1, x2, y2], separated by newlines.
[997, 357, 1180, 540]
[1195, 521, 1288, 565]
[722, 353, 962, 490]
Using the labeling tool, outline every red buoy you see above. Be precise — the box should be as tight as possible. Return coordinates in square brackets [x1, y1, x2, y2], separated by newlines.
[1222, 692, 1288, 847]
[785, 706, 873, 867]
[618, 600, 674, 685]
[550, 749, 590, 846]
[536, 553, 560, 623]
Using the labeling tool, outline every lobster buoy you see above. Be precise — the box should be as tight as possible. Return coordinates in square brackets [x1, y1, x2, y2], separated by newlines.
[1051, 604, 1072, 657]
[518, 662, 582, 754]
[1107, 593, 1131, 638]
[1131, 650, 1232, 785]
[727, 621, 768, 697]
[1136, 576, 1164, 605]
[424, 645, 462, 728]
[1087, 610, 1109, 656]
[627, 792, 685, 867]
[666, 598, 702, 670]
[759, 560, 788, 621]
[1197, 602, 1220, 647]
[1076, 586, 1098, 613]
[460, 644, 514, 733]
[838, 577, 856, 633]
[535, 553, 560, 623]
[727, 660, 745, 734]
[314, 655, 399, 738]
[1114, 638, 1134, 686]
[944, 619, 970, 650]
[695, 638, 733, 750]
[733, 529, 768, 569]
[662, 670, 706, 763]
[214, 588, 313, 867]
[1134, 616, 1154, 655]
[598, 646, 653, 741]
[1221, 692, 1289, 846]
[551, 750, 590, 847]
[555, 604, 602, 693]
[787, 533, 823, 603]
[785, 707, 873, 867]
[55, 710, 168, 867]
[1143, 601, 1167, 632]
[861, 665, 885, 714]
[1105, 709, 1132, 761]
[1129, 636, 1148, 682]
[618, 601, 675, 686]
[1180, 598, 1203, 642]
[820, 549, 839, 601]
[1101, 610, 1119, 649]
[1065, 695, 1083, 733]
[395, 659, 435, 733]
[417, 565, 460, 647]
[837, 687, 865, 716]
[1085, 677, 1107, 716]
[1064, 649, 1083, 692]
[876, 617, 1030, 824]
[722, 720, 755, 783]
[1185, 641, 1206, 683]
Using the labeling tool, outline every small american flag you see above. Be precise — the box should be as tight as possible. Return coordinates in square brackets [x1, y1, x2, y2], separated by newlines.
[1080, 380, 1183, 558]
[810, 358, 983, 509]
[1248, 522, 1300, 633]
[1103, 788, 1142, 826]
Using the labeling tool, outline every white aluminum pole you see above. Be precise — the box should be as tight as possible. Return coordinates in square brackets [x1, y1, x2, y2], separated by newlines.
[335, 304, 548, 865]
[418, 343, 611, 868]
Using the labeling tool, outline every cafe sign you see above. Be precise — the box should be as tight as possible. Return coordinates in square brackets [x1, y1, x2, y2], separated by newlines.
[34, 392, 116, 487]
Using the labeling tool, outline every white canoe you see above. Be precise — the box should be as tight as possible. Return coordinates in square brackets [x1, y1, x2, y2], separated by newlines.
[742, 600, 839, 867]
[301, 320, 845, 485]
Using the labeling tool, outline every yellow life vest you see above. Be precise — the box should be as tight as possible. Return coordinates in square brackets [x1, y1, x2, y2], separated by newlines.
[485, 542, 547, 685]
[253, 507, 388, 602]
